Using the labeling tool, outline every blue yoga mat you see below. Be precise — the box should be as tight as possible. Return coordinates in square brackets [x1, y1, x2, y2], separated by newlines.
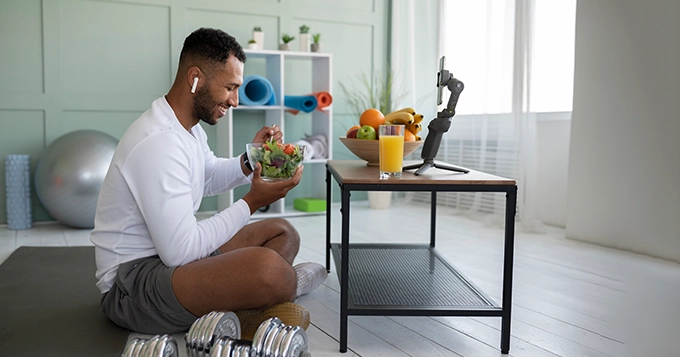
[284, 95, 318, 113]
[239, 75, 276, 106]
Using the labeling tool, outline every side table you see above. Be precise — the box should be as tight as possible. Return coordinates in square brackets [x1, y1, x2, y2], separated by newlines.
[325, 160, 517, 353]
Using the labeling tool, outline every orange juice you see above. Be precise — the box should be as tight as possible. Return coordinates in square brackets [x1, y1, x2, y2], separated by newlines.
[379, 135, 404, 173]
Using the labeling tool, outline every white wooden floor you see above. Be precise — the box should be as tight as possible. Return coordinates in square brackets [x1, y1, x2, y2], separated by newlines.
[1, 201, 679, 357]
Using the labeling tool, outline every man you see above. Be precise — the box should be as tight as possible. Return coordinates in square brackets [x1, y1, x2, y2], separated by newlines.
[90, 28, 326, 337]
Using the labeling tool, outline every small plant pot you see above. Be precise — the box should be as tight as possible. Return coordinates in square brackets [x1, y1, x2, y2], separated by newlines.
[252, 31, 264, 50]
[311, 43, 321, 52]
[279, 43, 290, 51]
[299, 33, 310, 52]
[248, 43, 257, 50]
[368, 191, 392, 209]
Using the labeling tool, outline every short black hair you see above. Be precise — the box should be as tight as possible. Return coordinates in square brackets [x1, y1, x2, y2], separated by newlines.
[179, 28, 247, 71]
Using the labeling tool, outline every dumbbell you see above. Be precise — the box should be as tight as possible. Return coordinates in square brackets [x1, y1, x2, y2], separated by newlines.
[121, 334, 178, 357]
[210, 317, 310, 357]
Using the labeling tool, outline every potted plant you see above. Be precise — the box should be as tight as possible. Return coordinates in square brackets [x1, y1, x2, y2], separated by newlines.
[299, 24, 310, 52]
[247, 39, 257, 50]
[311, 33, 321, 52]
[252, 26, 264, 50]
[280, 33, 294, 51]
[339, 68, 408, 208]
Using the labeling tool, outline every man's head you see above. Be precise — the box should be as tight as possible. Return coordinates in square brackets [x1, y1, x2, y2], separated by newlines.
[179, 28, 247, 125]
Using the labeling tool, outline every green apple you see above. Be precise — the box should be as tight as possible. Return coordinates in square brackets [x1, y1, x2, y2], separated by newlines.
[356, 125, 377, 140]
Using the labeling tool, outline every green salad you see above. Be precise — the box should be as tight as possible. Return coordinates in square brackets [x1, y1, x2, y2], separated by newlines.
[248, 142, 305, 180]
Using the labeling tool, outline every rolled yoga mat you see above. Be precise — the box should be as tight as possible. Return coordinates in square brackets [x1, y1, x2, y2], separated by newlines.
[286, 91, 333, 115]
[284, 95, 318, 113]
[238, 75, 276, 106]
[5, 154, 32, 230]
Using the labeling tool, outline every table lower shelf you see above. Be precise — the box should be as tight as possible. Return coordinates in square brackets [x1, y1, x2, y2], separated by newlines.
[331, 243, 501, 316]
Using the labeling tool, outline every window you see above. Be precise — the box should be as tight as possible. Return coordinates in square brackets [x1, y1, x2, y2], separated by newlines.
[440, 0, 576, 115]
[529, 0, 577, 113]
[415, 0, 577, 223]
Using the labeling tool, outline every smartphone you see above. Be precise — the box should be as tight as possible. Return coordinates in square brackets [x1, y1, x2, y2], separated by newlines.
[436, 56, 446, 106]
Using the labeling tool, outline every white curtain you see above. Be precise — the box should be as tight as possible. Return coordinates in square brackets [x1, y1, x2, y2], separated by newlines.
[393, 0, 578, 231]
[390, 0, 440, 122]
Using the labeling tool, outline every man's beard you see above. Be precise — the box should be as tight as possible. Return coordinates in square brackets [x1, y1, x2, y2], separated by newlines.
[193, 83, 221, 126]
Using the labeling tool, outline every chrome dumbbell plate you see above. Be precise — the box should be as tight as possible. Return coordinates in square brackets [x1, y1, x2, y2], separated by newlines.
[155, 335, 179, 357]
[186, 311, 241, 357]
[279, 326, 308, 357]
[121, 335, 178, 357]
[250, 317, 310, 357]
[252, 317, 282, 357]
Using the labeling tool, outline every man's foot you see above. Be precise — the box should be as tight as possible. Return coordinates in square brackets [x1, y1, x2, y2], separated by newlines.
[234, 302, 310, 341]
[295, 262, 327, 297]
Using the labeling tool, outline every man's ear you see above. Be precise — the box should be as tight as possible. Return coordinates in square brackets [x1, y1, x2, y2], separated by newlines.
[187, 67, 201, 93]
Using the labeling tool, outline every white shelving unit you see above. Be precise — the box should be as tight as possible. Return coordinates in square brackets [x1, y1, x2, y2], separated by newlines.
[216, 49, 333, 218]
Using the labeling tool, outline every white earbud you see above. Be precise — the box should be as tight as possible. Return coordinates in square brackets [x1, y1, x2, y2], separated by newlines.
[191, 77, 198, 94]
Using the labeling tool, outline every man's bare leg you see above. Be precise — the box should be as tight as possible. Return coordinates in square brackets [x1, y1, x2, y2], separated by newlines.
[172, 218, 299, 317]
[218, 218, 299, 264]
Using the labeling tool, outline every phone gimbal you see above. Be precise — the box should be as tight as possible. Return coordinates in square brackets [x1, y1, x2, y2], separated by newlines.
[403, 56, 469, 175]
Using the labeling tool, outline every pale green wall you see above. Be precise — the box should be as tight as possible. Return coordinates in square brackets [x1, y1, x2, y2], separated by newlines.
[0, 0, 389, 224]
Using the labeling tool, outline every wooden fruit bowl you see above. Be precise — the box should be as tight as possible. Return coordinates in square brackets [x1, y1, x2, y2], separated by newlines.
[339, 137, 423, 166]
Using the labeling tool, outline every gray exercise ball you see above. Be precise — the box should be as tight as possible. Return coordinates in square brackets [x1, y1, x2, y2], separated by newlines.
[35, 130, 118, 228]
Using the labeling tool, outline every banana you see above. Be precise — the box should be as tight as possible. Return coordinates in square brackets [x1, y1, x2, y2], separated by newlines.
[407, 122, 422, 134]
[384, 111, 414, 125]
[391, 107, 416, 115]
[413, 113, 424, 123]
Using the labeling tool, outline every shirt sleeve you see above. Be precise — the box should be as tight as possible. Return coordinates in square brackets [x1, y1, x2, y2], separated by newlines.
[202, 145, 252, 196]
[121, 131, 251, 267]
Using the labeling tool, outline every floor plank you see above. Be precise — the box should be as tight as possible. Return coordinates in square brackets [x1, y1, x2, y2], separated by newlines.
[0, 229, 15, 265]
[15, 223, 67, 247]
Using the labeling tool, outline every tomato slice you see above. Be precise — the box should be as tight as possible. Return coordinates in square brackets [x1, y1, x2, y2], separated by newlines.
[282, 143, 295, 155]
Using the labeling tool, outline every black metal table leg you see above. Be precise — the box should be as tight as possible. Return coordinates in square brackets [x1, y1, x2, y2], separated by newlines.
[430, 191, 437, 248]
[500, 188, 517, 354]
[326, 165, 332, 272]
[339, 188, 351, 353]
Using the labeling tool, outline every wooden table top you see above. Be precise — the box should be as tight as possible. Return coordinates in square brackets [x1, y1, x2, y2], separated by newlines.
[327, 160, 516, 186]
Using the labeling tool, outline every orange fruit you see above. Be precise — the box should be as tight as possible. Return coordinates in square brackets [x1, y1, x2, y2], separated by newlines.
[359, 108, 385, 131]
[404, 129, 416, 142]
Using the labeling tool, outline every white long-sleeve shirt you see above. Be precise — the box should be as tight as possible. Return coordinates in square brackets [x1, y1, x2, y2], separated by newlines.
[91, 96, 252, 294]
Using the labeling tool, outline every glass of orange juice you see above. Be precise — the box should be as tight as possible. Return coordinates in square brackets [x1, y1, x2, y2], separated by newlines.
[378, 124, 405, 179]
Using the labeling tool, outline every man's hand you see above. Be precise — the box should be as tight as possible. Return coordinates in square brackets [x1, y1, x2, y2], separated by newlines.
[251, 125, 283, 144]
[242, 162, 303, 214]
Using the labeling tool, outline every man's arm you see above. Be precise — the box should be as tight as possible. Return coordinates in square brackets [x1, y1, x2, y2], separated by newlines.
[124, 133, 250, 267]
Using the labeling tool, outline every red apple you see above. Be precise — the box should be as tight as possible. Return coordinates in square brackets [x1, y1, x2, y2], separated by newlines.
[346, 125, 361, 138]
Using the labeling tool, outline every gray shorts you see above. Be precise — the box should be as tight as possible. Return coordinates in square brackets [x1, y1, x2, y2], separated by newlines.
[100, 255, 199, 334]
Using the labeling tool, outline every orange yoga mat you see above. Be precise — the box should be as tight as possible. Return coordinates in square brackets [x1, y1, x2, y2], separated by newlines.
[286, 91, 332, 115]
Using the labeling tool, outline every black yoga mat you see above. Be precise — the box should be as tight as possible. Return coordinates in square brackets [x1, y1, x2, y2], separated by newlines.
[0, 246, 129, 356]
